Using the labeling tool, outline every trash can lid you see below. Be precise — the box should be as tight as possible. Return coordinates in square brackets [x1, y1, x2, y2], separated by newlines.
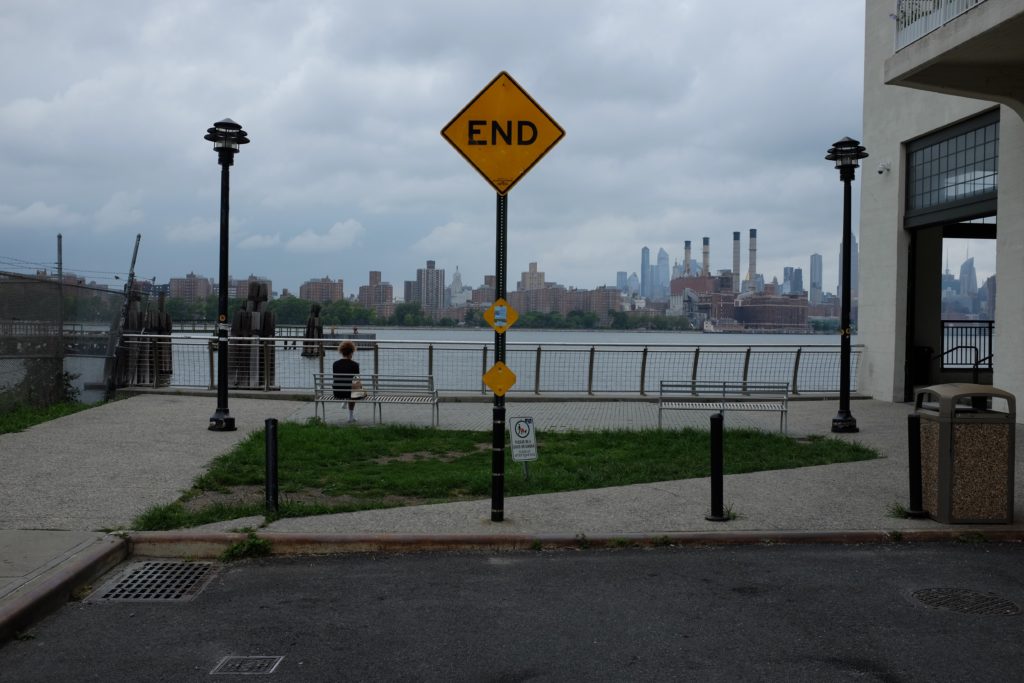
[915, 383, 1015, 416]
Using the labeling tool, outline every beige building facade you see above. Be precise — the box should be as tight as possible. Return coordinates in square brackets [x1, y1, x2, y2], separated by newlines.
[859, 0, 1024, 414]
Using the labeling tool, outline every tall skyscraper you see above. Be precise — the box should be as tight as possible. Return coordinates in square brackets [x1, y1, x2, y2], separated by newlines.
[656, 248, 670, 298]
[415, 260, 445, 315]
[616, 271, 628, 291]
[792, 268, 804, 296]
[959, 256, 978, 296]
[626, 272, 640, 295]
[783, 267, 794, 294]
[810, 253, 823, 304]
[640, 246, 651, 298]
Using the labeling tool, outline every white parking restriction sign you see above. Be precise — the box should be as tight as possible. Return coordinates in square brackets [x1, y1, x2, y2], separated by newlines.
[509, 417, 538, 462]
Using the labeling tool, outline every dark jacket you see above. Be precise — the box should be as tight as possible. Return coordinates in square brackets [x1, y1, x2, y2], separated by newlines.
[332, 358, 360, 399]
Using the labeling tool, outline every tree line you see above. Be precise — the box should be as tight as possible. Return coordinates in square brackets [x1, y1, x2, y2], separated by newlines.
[157, 295, 694, 330]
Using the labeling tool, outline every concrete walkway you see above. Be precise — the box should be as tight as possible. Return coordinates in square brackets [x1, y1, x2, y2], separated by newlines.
[2, 392, 1023, 641]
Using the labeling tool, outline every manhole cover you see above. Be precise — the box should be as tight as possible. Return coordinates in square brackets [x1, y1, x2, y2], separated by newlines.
[211, 656, 284, 675]
[912, 588, 1021, 615]
[90, 561, 217, 602]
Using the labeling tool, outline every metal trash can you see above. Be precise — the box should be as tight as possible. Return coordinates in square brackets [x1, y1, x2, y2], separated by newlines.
[914, 383, 1016, 524]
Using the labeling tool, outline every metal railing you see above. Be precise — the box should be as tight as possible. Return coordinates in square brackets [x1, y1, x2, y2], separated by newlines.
[941, 319, 993, 370]
[118, 335, 862, 397]
[894, 0, 987, 50]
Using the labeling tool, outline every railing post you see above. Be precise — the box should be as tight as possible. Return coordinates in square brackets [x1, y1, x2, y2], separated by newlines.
[639, 346, 648, 396]
[150, 338, 159, 387]
[318, 344, 324, 376]
[587, 346, 596, 395]
[263, 339, 271, 391]
[535, 346, 542, 395]
[482, 345, 488, 394]
[428, 344, 434, 378]
[208, 339, 216, 390]
[987, 320, 994, 369]
[373, 343, 379, 375]
[691, 347, 700, 390]
[742, 347, 751, 391]
[791, 347, 802, 396]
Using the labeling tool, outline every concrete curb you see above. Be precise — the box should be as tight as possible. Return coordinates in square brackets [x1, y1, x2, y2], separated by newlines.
[127, 528, 1024, 558]
[0, 535, 127, 645]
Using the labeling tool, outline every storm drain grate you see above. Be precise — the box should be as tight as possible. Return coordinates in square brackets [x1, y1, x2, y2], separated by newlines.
[912, 588, 1021, 615]
[91, 561, 217, 602]
[211, 656, 284, 675]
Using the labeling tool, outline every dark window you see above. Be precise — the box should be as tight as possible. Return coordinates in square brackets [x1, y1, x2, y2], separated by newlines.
[905, 110, 999, 228]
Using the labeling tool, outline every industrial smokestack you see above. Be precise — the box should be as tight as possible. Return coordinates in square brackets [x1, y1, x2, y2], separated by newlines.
[748, 228, 758, 291]
[684, 241, 692, 277]
[702, 237, 710, 277]
[732, 231, 741, 293]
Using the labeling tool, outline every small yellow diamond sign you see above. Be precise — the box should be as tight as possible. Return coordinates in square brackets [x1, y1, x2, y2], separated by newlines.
[483, 361, 516, 397]
[483, 298, 518, 334]
[442, 71, 565, 195]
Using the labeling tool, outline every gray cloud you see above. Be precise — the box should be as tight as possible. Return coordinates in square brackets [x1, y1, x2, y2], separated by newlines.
[0, 0, 869, 291]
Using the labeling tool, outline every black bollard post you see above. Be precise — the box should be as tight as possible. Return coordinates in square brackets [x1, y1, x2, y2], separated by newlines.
[706, 412, 729, 522]
[265, 418, 279, 515]
[906, 413, 928, 518]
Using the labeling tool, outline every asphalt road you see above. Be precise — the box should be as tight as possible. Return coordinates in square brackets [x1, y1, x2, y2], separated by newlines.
[2, 543, 1023, 682]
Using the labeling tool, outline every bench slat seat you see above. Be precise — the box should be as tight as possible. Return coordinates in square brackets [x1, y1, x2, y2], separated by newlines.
[313, 373, 439, 426]
[658, 381, 789, 433]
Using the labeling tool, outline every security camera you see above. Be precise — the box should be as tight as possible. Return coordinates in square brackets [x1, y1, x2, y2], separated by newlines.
[877, 162, 891, 175]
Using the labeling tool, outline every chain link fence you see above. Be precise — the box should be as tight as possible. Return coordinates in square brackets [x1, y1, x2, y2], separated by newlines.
[0, 272, 128, 408]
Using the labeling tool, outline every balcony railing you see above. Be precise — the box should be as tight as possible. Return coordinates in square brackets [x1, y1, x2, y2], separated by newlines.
[940, 319, 993, 371]
[894, 0, 987, 50]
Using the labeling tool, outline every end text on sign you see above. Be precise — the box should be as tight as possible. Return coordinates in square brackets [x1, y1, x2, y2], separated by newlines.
[468, 120, 538, 146]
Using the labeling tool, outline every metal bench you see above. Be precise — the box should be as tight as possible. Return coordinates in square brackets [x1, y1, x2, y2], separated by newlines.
[313, 373, 439, 426]
[658, 381, 789, 433]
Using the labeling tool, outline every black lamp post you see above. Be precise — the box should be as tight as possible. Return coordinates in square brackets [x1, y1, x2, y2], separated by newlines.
[826, 137, 867, 433]
[205, 118, 250, 432]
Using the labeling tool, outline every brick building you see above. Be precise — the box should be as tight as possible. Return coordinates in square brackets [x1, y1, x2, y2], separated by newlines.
[169, 272, 213, 302]
[299, 276, 344, 304]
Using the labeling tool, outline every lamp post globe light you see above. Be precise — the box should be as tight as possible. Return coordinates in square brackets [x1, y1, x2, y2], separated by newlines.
[825, 136, 867, 433]
[205, 118, 250, 432]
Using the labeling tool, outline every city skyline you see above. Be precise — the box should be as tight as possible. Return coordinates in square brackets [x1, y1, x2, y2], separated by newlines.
[26, 230, 997, 313]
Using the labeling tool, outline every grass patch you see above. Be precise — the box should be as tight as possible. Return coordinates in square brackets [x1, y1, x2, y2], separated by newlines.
[0, 401, 93, 434]
[220, 532, 272, 562]
[132, 422, 878, 530]
[886, 502, 910, 519]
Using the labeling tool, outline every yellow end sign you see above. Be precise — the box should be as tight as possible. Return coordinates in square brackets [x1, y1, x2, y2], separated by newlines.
[483, 298, 518, 334]
[483, 361, 516, 397]
[442, 71, 565, 195]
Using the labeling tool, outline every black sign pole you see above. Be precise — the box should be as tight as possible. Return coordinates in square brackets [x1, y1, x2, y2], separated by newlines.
[492, 191, 508, 522]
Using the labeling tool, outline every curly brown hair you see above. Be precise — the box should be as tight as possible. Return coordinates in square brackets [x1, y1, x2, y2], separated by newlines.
[339, 340, 356, 357]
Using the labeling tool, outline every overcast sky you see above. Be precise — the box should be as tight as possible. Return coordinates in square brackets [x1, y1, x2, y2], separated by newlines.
[0, 0, 902, 297]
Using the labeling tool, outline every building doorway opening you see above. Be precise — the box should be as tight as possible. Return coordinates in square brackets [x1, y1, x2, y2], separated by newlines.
[905, 226, 996, 400]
